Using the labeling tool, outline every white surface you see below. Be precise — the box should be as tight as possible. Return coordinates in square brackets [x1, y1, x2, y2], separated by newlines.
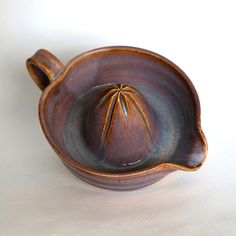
[0, 0, 236, 235]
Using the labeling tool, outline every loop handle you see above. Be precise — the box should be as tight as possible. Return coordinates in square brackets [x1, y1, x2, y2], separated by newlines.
[26, 49, 64, 90]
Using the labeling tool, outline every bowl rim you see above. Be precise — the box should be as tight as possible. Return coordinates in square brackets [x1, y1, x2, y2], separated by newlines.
[38, 46, 208, 178]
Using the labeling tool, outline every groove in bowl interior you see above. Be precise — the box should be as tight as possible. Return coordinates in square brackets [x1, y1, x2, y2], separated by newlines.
[42, 49, 205, 173]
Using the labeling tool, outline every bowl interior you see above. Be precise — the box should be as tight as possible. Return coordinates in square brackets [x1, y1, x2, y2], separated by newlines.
[41, 48, 205, 173]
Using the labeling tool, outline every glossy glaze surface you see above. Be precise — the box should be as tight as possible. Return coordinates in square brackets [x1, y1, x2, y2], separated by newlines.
[27, 46, 207, 190]
[84, 84, 156, 166]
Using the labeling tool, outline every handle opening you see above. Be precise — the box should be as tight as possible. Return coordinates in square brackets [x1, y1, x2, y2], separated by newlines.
[27, 62, 50, 89]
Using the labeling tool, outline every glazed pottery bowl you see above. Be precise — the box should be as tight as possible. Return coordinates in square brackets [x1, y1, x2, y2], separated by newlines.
[26, 46, 207, 190]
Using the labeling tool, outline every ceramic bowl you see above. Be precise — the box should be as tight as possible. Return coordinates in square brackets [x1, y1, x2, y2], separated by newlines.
[26, 46, 207, 190]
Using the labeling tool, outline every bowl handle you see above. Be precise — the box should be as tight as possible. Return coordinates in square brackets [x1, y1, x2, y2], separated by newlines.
[26, 49, 64, 91]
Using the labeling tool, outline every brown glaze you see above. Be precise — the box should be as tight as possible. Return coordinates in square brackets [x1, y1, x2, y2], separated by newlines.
[26, 49, 64, 90]
[26, 46, 208, 190]
[84, 83, 157, 165]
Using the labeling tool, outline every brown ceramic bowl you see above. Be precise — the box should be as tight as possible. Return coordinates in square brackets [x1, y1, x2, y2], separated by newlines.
[26, 46, 207, 190]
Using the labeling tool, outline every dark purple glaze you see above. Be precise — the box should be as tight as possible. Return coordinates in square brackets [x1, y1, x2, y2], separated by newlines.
[27, 47, 207, 190]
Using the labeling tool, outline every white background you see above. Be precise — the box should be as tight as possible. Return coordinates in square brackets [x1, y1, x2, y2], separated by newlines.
[0, 0, 236, 235]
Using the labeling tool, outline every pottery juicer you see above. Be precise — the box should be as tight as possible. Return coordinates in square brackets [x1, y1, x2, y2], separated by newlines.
[26, 46, 207, 190]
